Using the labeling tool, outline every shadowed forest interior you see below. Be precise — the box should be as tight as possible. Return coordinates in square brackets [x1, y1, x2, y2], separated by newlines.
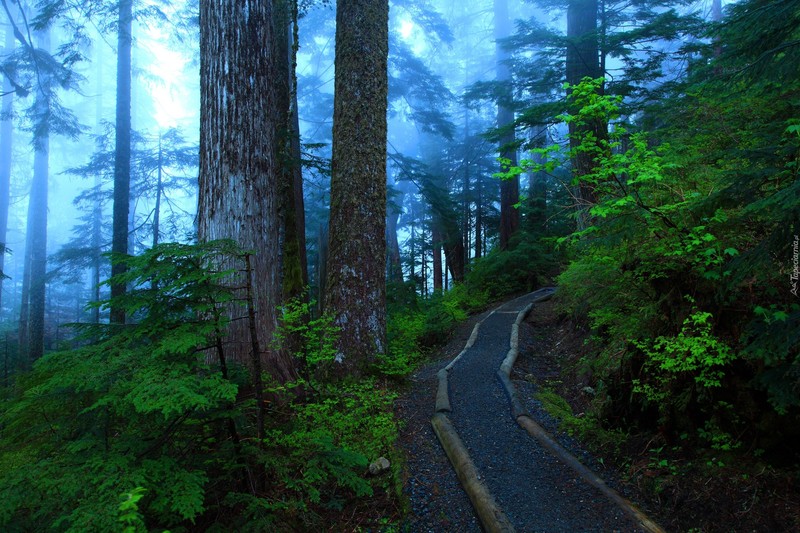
[0, 0, 799, 530]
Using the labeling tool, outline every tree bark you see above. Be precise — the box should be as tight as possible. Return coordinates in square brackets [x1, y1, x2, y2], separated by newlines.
[27, 131, 48, 363]
[475, 173, 483, 259]
[324, 0, 389, 370]
[317, 222, 328, 315]
[153, 133, 162, 247]
[18, 207, 31, 365]
[424, 186, 466, 283]
[275, 0, 307, 301]
[528, 128, 548, 232]
[110, 0, 132, 324]
[0, 26, 13, 309]
[386, 181, 403, 283]
[566, 0, 603, 230]
[495, 0, 519, 250]
[198, 0, 296, 382]
[432, 227, 443, 292]
[25, 25, 51, 363]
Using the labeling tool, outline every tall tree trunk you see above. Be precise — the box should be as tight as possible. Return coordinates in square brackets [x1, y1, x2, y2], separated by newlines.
[462, 111, 471, 267]
[442, 232, 465, 283]
[27, 138, 48, 363]
[712, 0, 723, 64]
[324, 0, 389, 370]
[152, 133, 162, 247]
[495, 0, 519, 250]
[26, 26, 50, 363]
[91, 180, 102, 323]
[421, 221, 428, 295]
[18, 187, 32, 365]
[712, 0, 722, 21]
[528, 128, 548, 232]
[276, 0, 307, 301]
[386, 181, 403, 283]
[409, 222, 416, 286]
[566, 0, 602, 230]
[317, 222, 328, 316]
[475, 173, 483, 259]
[198, 0, 296, 382]
[110, 0, 132, 324]
[432, 227, 443, 292]
[91, 42, 103, 324]
[0, 26, 13, 310]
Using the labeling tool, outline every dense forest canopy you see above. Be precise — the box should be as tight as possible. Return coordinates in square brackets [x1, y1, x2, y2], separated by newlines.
[0, 0, 798, 530]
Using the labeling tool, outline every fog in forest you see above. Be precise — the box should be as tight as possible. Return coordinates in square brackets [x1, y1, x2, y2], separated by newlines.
[0, 0, 710, 336]
[4, 0, 800, 531]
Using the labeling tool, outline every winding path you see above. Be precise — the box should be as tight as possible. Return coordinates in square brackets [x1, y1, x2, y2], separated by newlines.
[420, 289, 662, 532]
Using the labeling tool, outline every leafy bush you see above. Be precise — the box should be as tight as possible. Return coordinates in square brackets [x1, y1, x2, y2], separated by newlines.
[632, 308, 737, 420]
[464, 238, 555, 300]
[0, 242, 404, 531]
[0, 241, 243, 531]
[539, 78, 800, 457]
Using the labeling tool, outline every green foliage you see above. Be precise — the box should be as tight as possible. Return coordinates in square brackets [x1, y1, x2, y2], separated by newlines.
[382, 280, 488, 377]
[383, 308, 426, 376]
[535, 388, 627, 454]
[118, 488, 148, 533]
[742, 304, 800, 415]
[545, 67, 800, 460]
[220, 378, 401, 530]
[274, 292, 339, 383]
[382, 229, 557, 379]
[0, 241, 244, 531]
[464, 238, 555, 300]
[0, 242, 403, 531]
[632, 308, 736, 414]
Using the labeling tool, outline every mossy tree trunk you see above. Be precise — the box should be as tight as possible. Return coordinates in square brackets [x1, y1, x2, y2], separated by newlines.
[386, 178, 404, 283]
[432, 227, 443, 292]
[324, 0, 389, 372]
[275, 0, 307, 302]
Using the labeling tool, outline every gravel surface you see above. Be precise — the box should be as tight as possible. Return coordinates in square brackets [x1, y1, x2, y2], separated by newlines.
[397, 308, 494, 532]
[398, 291, 649, 532]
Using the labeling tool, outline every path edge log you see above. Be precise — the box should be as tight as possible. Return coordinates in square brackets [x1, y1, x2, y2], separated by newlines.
[431, 413, 516, 533]
[496, 289, 666, 533]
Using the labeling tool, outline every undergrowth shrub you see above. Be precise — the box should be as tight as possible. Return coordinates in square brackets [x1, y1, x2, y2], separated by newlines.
[632, 306, 737, 418]
[464, 238, 555, 300]
[0, 242, 403, 532]
[546, 79, 800, 461]
[252, 380, 398, 528]
[382, 238, 557, 376]
[535, 388, 627, 455]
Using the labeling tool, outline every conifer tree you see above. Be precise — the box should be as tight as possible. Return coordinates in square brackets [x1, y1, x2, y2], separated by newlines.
[566, 0, 602, 228]
[21, 24, 52, 363]
[198, 0, 297, 381]
[0, 26, 12, 302]
[110, 0, 132, 324]
[495, 0, 519, 249]
[325, 0, 389, 370]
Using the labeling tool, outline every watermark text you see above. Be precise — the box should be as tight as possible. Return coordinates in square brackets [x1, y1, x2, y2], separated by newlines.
[792, 235, 799, 296]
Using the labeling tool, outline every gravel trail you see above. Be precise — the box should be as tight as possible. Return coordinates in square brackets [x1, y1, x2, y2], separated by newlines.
[443, 291, 644, 532]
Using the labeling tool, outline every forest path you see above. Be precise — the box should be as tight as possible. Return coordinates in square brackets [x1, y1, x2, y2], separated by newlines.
[398, 289, 660, 532]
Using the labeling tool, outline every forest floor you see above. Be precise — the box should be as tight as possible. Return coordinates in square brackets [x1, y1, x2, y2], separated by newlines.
[396, 292, 800, 532]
